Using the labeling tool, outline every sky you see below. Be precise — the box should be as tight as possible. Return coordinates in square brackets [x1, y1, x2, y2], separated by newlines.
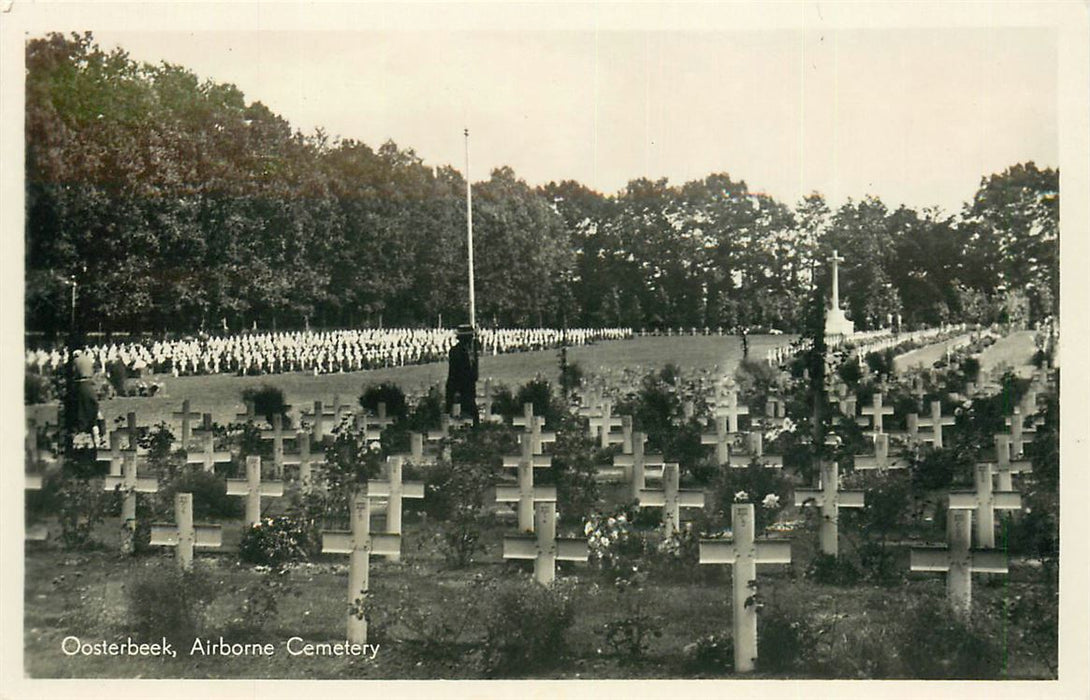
[79, 26, 1058, 215]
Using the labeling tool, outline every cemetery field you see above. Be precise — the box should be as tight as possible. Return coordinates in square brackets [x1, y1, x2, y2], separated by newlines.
[23, 327, 1058, 680]
[84, 334, 797, 427]
[22, 519, 1052, 680]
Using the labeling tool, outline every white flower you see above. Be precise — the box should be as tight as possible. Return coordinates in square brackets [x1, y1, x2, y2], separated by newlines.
[734, 490, 750, 503]
[762, 493, 781, 509]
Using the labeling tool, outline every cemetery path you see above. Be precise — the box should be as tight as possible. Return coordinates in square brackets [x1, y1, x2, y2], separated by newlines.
[976, 330, 1038, 377]
[891, 333, 973, 373]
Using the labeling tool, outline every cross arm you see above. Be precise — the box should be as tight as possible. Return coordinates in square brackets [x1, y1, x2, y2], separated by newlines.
[503, 535, 539, 560]
[755, 540, 792, 565]
[556, 539, 589, 562]
[194, 525, 223, 548]
[698, 540, 738, 565]
[321, 530, 354, 554]
[910, 548, 951, 572]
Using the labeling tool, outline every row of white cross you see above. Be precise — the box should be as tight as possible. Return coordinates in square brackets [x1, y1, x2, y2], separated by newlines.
[25, 367, 1053, 672]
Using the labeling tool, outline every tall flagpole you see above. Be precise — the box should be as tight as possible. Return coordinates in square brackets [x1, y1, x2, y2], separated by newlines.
[464, 128, 476, 328]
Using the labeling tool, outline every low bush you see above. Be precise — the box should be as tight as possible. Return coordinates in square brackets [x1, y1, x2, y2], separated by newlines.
[479, 578, 576, 676]
[359, 382, 408, 420]
[25, 372, 54, 404]
[241, 385, 291, 427]
[237, 515, 318, 570]
[127, 563, 217, 645]
[896, 595, 1006, 679]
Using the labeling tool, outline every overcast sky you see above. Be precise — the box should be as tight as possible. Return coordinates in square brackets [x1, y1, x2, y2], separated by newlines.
[84, 26, 1057, 215]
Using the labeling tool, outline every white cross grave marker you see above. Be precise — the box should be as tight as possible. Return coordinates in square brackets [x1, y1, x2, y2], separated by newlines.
[699, 503, 792, 673]
[794, 461, 865, 556]
[993, 434, 1033, 491]
[322, 491, 402, 644]
[712, 390, 750, 434]
[103, 452, 160, 553]
[171, 400, 202, 449]
[259, 414, 291, 479]
[1004, 408, 1034, 458]
[857, 393, 895, 435]
[700, 417, 734, 466]
[854, 433, 908, 472]
[612, 432, 666, 498]
[149, 492, 223, 570]
[185, 431, 232, 473]
[910, 509, 1008, 617]
[917, 401, 956, 449]
[283, 431, 326, 492]
[503, 503, 589, 585]
[746, 431, 783, 469]
[948, 462, 1021, 549]
[367, 456, 425, 561]
[637, 463, 704, 535]
[226, 456, 285, 526]
[500, 433, 554, 531]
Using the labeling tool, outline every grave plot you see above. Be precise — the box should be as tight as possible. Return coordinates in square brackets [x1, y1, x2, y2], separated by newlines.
[22, 338, 1059, 680]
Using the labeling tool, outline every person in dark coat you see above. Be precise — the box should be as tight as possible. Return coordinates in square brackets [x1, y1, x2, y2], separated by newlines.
[445, 325, 479, 425]
[68, 349, 100, 437]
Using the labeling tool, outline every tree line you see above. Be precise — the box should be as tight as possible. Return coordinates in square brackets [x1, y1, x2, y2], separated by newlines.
[26, 32, 1059, 339]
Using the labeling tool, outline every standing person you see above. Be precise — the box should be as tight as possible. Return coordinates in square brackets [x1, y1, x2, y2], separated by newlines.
[67, 348, 101, 446]
[445, 325, 479, 425]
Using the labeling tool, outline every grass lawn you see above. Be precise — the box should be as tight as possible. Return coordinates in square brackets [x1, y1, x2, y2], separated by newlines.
[51, 334, 795, 427]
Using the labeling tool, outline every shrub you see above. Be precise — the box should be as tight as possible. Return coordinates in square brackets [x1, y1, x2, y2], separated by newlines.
[158, 466, 242, 521]
[237, 515, 318, 570]
[127, 563, 217, 645]
[222, 569, 299, 640]
[406, 385, 444, 432]
[602, 594, 662, 663]
[805, 553, 861, 586]
[422, 459, 493, 567]
[241, 385, 291, 427]
[682, 633, 734, 674]
[547, 415, 601, 525]
[57, 472, 111, 549]
[25, 372, 54, 404]
[367, 574, 488, 663]
[359, 382, 408, 421]
[479, 579, 575, 676]
[897, 596, 1005, 678]
[757, 604, 811, 674]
